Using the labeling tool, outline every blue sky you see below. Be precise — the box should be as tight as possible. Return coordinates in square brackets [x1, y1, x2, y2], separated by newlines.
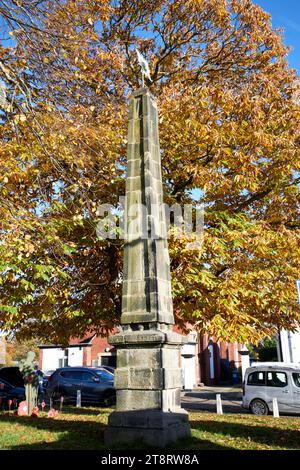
[256, 0, 300, 73]
[191, 1, 300, 202]
[0, 1, 299, 75]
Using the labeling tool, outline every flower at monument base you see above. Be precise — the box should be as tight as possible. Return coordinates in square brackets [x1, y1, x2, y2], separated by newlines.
[31, 406, 39, 418]
[17, 401, 28, 416]
[47, 408, 59, 418]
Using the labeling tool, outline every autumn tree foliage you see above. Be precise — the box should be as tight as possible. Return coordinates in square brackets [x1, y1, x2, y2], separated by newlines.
[0, 0, 299, 344]
[5, 337, 40, 365]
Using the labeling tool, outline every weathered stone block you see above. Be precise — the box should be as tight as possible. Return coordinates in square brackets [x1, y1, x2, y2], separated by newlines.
[117, 348, 161, 368]
[127, 152, 141, 172]
[121, 311, 158, 323]
[126, 175, 142, 193]
[147, 409, 189, 428]
[123, 330, 165, 344]
[143, 115, 151, 138]
[105, 410, 191, 448]
[108, 409, 189, 430]
[116, 389, 161, 411]
[157, 311, 175, 324]
[108, 334, 124, 345]
[123, 294, 147, 313]
[115, 367, 164, 390]
[142, 92, 150, 116]
[164, 369, 182, 389]
[122, 279, 145, 296]
[162, 389, 182, 412]
[161, 347, 180, 369]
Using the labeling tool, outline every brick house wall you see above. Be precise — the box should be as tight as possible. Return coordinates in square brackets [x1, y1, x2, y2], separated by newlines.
[39, 330, 242, 386]
[197, 335, 242, 385]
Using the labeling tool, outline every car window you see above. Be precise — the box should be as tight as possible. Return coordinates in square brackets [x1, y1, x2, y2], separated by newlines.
[292, 373, 300, 388]
[81, 372, 96, 382]
[266, 371, 287, 388]
[0, 367, 24, 387]
[60, 370, 82, 380]
[0, 379, 11, 391]
[247, 371, 265, 386]
[96, 370, 114, 382]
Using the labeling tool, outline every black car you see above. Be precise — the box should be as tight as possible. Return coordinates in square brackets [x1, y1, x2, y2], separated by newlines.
[0, 378, 25, 408]
[0, 366, 45, 398]
[0, 367, 24, 388]
[46, 367, 115, 406]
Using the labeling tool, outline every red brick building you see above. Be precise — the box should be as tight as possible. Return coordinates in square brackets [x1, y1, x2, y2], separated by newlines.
[196, 335, 242, 385]
[39, 332, 242, 386]
[39, 333, 116, 372]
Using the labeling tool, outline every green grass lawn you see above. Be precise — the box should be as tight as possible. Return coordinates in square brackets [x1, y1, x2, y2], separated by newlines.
[0, 407, 299, 450]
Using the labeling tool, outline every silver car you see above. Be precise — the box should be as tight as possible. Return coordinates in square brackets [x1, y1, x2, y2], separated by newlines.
[242, 363, 300, 415]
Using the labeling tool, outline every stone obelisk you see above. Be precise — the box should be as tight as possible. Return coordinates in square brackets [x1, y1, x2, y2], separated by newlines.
[104, 87, 190, 447]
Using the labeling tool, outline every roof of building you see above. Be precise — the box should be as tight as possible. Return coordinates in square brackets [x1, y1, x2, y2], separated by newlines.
[39, 333, 96, 349]
[69, 334, 96, 345]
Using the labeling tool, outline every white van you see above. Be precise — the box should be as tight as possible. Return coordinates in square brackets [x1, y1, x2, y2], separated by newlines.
[242, 362, 300, 415]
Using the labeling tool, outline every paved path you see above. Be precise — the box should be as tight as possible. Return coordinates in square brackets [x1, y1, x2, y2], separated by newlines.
[181, 386, 248, 414]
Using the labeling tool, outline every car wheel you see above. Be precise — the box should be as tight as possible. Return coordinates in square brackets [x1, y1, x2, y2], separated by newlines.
[250, 398, 269, 415]
[102, 391, 116, 407]
[50, 390, 61, 403]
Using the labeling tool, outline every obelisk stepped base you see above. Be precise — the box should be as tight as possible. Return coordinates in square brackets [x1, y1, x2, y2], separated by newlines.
[104, 329, 191, 447]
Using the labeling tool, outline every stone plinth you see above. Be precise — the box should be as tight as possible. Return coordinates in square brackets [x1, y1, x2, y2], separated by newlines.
[104, 329, 190, 447]
[105, 410, 190, 448]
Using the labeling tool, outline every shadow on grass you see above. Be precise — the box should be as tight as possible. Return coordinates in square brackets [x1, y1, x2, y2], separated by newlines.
[182, 402, 247, 414]
[0, 411, 231, 451]
[184, 392, 242, 401]
[0, 412, 107, 450]
[189, 418, 300, 449]
[2, 410, 299, 450]
[182, 391, 245, 414]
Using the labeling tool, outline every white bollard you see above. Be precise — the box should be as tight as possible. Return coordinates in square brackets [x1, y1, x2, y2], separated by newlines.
[273, 397, 279, 417]
[76, 389, 81, 408]
[216, 393, 223, 415]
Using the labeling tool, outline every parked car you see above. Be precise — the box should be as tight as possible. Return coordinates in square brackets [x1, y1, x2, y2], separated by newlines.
[0, 378, 25, 407]
[242, 362, 300, 415]
[46, 367, 115, 406]
[100, 365, 115, 375]
[42, 369, 56, 390]
[0, 366, 45, 398]
[0, 367, 24, 388]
